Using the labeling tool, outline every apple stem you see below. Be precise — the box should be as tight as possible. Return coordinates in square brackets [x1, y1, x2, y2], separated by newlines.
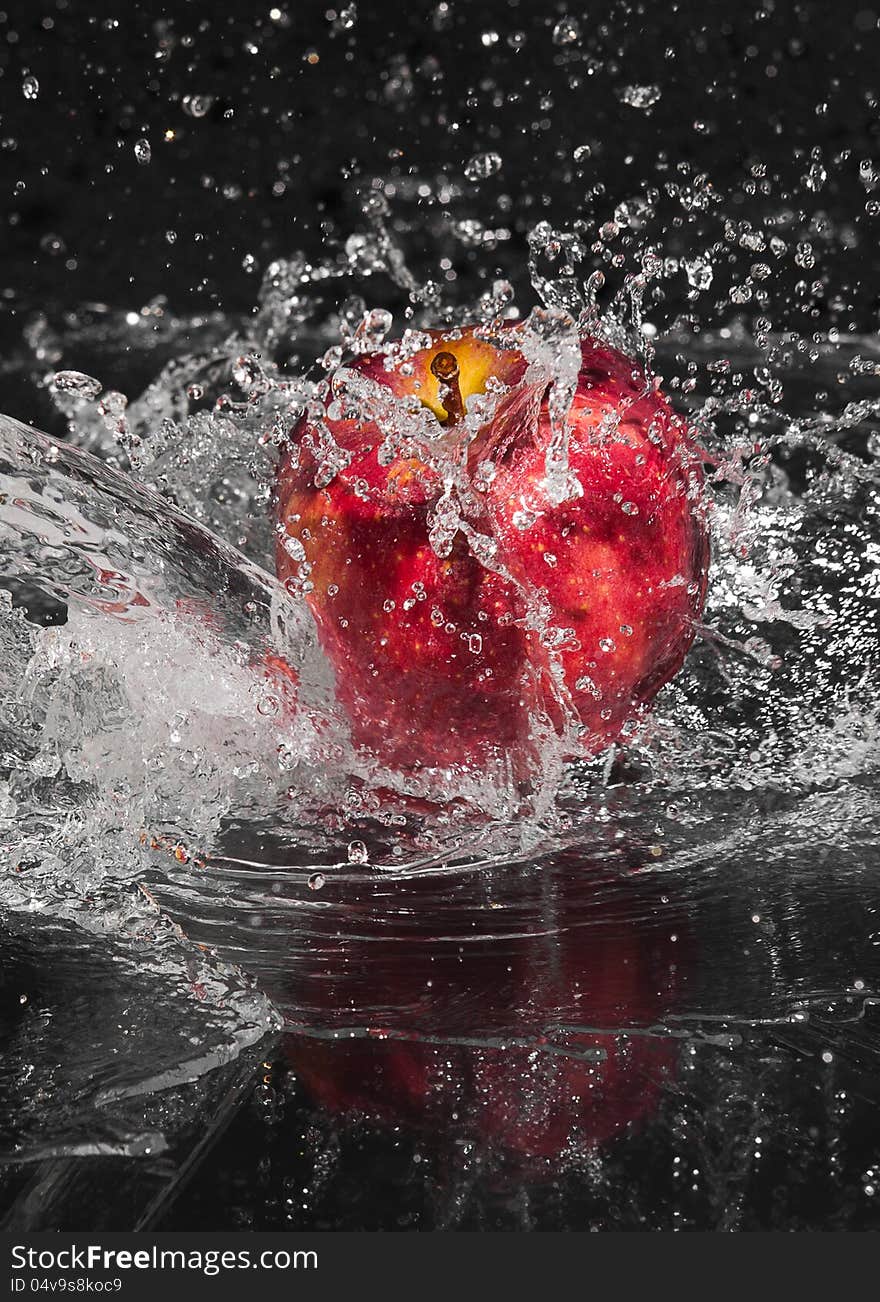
[430, 350, 466, 427]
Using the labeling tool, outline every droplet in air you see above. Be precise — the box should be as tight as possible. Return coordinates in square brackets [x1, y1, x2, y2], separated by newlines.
[232, 354, 271, 397]
[803, 160, 827, 192]
[50, 370, 103, 399]
[359, 307, 393, 347]
[307, 872, 325, 891]
[134, 138, 152, 165]
[39, 233, 65, 256]
[182, 94, 214, 118]
[464, 152, 502, 182]
[683, 256, 713, 291]
[616, 84, 662, 110]
[552, 18, 581, 45]
[334, 4, 358, 31]
[22, 75, 39, 101]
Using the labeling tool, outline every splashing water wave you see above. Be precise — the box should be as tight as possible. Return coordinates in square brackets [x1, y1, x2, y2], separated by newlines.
[2, 208, 880, 1169]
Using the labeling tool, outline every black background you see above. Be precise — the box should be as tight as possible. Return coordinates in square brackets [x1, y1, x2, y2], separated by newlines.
[1, 0, 878, 355]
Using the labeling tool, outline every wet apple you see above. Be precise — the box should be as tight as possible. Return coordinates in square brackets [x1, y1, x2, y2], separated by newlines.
[275, 322, 708, 775]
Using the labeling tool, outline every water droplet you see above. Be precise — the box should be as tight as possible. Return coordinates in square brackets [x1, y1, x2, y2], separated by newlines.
[540, 625, 574, 650]
[358, 307, 393, 348]
[432, 2, 452, 31]
[683, 256, 713, 291]
[231, 354, 271, 398]
[39, 233, 65, 256]
[621, 501, 639, 516]
[347, 839, 368, 865]
[599, 637, 616, 653]
[22, 75, 39, 101]
[256, 693, 280, 718]
[464, 151, 502, 182]
[307, 872, 325, 891]
[511, 506, 538, 531]
[182, 94, 214, 119]
[282, 535, 306, 564]
[804, 160, 827, 192]
[134, 138, 152, 165]
[468, 633, 482, 655]
[575, 675, 602, 698]
[552, 17, 581, 45]
[616, 84, 662, 110]
[98, 389, 128, 426]
[50, 370, 103, 399]
[333, 4, 358, 31]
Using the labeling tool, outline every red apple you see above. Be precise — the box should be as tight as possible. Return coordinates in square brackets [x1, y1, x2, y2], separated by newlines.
[275, 320, 708, 776]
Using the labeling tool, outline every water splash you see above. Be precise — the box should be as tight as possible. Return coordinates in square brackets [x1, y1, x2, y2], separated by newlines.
[2, 175, 880, 1183]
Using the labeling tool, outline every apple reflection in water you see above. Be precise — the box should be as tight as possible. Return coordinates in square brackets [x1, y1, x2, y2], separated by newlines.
[283, 865, 686, 1167]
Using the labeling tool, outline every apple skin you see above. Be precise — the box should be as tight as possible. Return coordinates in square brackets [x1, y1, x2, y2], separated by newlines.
[275, 326, 708, 775]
